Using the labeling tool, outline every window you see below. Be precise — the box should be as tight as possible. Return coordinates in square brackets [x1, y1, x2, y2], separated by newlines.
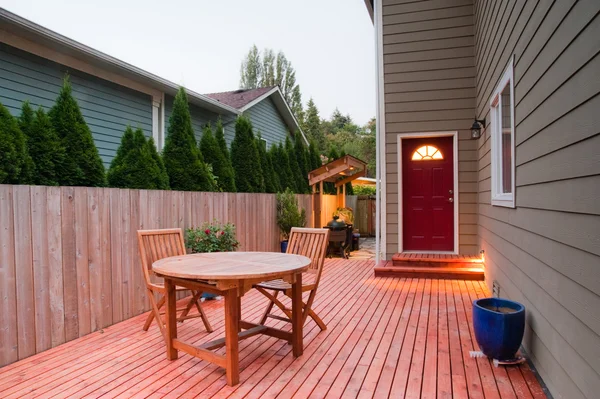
[411, 145, 443, 161]
[260, 138, 268, 149]
[490, 59, 515, 208]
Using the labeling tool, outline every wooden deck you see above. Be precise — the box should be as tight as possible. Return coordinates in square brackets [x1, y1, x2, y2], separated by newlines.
[0, 259, 546, 398]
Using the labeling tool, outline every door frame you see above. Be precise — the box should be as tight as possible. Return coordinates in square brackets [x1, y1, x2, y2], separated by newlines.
[397, 131, 459, 254]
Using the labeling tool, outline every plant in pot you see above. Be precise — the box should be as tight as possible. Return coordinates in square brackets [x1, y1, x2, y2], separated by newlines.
[186, 220, 240, 299]
[276, 188, 306, 252]
[333, 207, 354, 225]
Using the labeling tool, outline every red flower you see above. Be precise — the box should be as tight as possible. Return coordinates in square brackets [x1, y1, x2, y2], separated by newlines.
[221, 231, 225, 235]
[204, 229, 211, 235]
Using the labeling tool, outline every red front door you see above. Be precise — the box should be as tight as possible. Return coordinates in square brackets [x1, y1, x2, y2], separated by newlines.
[402, 136, 454, 251]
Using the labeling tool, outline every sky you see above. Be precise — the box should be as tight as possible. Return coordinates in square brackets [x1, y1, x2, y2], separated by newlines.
[1, 0, 376, 125]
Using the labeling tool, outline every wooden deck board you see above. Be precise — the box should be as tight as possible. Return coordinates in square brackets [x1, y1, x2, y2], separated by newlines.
[0, 260, 546, 399]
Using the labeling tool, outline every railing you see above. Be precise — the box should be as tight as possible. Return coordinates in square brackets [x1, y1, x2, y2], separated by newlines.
[0, 184, 324, 367]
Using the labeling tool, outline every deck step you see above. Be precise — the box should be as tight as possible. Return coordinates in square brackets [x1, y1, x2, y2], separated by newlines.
[391, 253, 483, 268]
[374, 265, 484, 280]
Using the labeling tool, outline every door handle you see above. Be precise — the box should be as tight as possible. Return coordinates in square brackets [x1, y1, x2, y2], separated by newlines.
[448, 198, 454, 203]
[449, 189, 453, 194]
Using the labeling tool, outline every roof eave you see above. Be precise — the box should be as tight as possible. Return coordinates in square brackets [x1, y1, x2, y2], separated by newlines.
[0, 7, 240, 116]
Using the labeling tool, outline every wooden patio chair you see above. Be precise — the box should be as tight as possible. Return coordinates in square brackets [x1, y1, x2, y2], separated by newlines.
[254, 227, 330, 331]
[137, 228, 213, 339]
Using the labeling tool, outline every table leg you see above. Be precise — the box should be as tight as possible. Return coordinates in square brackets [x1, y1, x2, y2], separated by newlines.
[164, 278, 178, 360]
[224, 288, 239, 386]
[291, 272, 303, 357]
[237, 295, 242, 332]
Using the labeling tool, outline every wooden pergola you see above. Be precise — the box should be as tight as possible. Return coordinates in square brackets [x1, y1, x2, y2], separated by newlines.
[308, 154, 367, 227]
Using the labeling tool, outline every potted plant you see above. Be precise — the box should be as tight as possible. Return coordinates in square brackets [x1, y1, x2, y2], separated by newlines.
[186, 220, 240, 298]
[473, 297, 526, 362]
[333, 207, 354, 225]
[276, 188, 306, 252]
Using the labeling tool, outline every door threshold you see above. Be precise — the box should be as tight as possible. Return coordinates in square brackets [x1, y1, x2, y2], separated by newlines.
[401, 251, 457, 255]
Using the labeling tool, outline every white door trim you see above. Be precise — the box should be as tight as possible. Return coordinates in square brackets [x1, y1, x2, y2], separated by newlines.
[397, 131, 459, 254]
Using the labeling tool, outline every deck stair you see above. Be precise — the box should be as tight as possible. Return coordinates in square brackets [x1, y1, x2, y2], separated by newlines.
[374, 253, 484, 280]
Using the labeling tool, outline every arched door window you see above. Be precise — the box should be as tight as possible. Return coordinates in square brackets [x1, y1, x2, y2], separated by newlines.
[411, 145, 443, 161]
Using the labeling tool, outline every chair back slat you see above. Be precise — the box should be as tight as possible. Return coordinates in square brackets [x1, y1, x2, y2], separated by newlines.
[137, 228, 186, 286]
[286, 227, 329, 282]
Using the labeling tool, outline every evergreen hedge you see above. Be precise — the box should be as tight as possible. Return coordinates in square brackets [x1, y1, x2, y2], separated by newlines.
[162, 87, 215, 192]
[256, 135, 279, 193]
[293, 133, 310, 193]
[200, 124, 236, 192]
[49, 76, 105, 187]
[231, 116, 264, 192]
[20, 103, 66, 186]
[285, 136, 303, 193]
[147, 137, 170, 189]
[108, 127, 169, 190]
[272, 142, 294, 192]
[0, 102, 34, 184]
[214, 119, 236, 192]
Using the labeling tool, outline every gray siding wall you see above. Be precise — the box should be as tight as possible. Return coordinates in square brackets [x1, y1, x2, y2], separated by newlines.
[0, 43, 153, 167]
[164, 94, 236, 145]
[243, 97, 290, 147]
[382, 0, 478, 257]
[474, 1, 600, 398]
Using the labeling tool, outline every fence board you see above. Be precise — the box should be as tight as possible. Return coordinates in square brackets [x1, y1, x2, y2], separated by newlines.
[0, 185, 18, 365]
[13, 185, 35, 360]
[0, 186, 314, 367]
[31, 186, 51, 353]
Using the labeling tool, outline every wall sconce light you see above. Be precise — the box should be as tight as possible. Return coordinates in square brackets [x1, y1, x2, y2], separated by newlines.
[470, 117, 486, 139]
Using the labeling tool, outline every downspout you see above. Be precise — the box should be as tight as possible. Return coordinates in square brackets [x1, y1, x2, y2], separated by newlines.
[374, 0, 386, 263]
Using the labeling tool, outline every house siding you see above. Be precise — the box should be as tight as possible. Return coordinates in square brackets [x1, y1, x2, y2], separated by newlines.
[243, 97, 290, 148]
[381, 0, 478, 257]
[0, 42, 153, 167]
[474, 1, 600, 399]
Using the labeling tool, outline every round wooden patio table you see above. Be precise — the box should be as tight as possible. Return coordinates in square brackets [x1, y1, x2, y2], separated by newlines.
[153, 252, 311, 386]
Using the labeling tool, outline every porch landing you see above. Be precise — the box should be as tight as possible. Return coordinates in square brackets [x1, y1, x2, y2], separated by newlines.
[375, 253, 485, 280]
[0, 259, 544, 398]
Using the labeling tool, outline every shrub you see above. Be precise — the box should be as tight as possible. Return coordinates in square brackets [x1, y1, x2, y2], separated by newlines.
[214, 119, 236, 192]
[200, 124, 235, 192]
[49, 75, 105, 187]
[256, 134, 279, 193]
[108, 127, 169, 189]
[294, 132, 310, 193]
[276, 188, 306, 240]
[20, 103, 66, 186]
[0, 102, 34, 184]
[147, 137, 170, 189]
[271, 143, 294, 192]
[333, 207, 354, 224]
[231, 115, 264, 192]
[353, 185, 376, 196]
[162, 87, 215, 192]
[186, 220, 240, 253]
[285, 136, 303, 193]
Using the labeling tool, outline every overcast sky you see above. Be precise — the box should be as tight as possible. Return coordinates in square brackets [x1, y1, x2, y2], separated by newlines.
[2, 0, 376, 125]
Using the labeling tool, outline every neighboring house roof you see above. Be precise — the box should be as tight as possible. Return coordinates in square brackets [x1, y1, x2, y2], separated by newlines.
[205, 86, 309, 145]
[0, 7, 240, 116]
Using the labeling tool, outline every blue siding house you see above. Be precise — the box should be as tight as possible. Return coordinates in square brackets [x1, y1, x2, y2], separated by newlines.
[0, 8, 305, 166]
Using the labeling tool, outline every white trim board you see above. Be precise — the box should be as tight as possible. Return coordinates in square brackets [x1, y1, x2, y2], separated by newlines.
[396, 131, 459, 255]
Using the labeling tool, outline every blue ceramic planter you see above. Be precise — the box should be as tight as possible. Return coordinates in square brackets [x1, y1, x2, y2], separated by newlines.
[280, 240, 289, 253]
[473, 298, 525, 361]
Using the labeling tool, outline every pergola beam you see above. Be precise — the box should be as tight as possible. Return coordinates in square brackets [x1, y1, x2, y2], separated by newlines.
[334, 170, 366, 187]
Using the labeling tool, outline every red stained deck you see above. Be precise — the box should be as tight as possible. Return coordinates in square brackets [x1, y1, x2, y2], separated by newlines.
[0, 259, 546, 398]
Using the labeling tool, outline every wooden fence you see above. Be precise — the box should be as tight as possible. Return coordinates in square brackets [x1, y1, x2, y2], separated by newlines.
[0, 184, 319, 367]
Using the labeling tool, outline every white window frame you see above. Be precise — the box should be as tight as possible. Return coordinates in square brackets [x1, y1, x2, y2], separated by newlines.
[490, 58, 516, 208]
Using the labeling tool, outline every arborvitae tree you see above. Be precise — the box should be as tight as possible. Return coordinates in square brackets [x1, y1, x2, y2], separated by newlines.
[214, 119, 236, 192]
[303, 98, 325, 152]
[273, 142, 295, 192]
[0, 102, 34, 184]
[266, 147, 282, 193]
[147, 137, 170, 189]
[256, 134, 278, 193]
[285, 136, 304, 193]
[293, 132, 310, 193]
[200, 124, 235, 192]
[108, 127, 168, 189]
[162, 87, 215, 191]
[308, 140, 322, 171]
[49, 76, 105, 187]
[20, 104, 66, 186]
[230, 116, 264, 192]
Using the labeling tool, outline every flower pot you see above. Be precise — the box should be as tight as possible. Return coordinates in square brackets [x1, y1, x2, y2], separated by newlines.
[280, 240, 289, 253]
[473, 297, 525, 361]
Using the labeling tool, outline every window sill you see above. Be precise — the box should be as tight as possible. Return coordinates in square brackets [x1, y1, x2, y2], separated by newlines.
[491, 195, 515, 208]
